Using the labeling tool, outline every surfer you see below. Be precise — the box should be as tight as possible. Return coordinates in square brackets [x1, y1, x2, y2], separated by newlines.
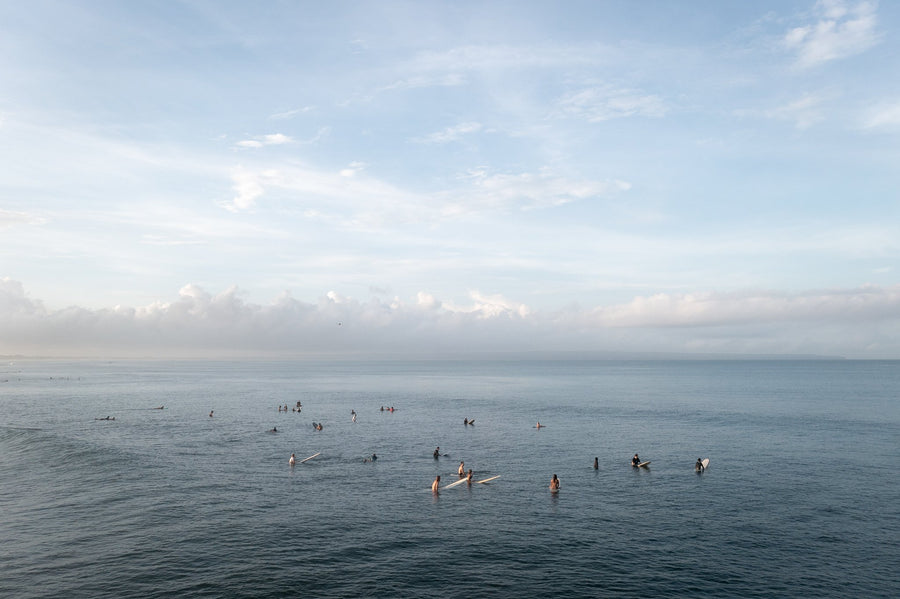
[289, 453, 296, 466]
[466, 469, 473, 485]
[594, 457, 599, 470]
[270, 427, 278, 433]
[432, 475, 441, 493]
[209, 410, 214, 417]
[632, 454, 641, 467]
[549, 474, 560, 491]
[536, 422, 543, 428]
[463, 417, 468, 425]
[433, 447, 441, 459]
[695, 458, 705, 472]
[458, 461, 465, 476]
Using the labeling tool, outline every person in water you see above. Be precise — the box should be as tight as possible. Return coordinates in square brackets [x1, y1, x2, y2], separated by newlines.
[433, 447, 441, 459]
[458, 461, 465, 476]
[209, 410, 214, 417]
[632, 454, 641, 467]
[549, 474, 560, 491]
[432, 475, 441, 493]
[594, 457, 599, 470]
[536, 422, 543, 428]
[695, 458, 705, 472]
[289, 453, 296, 466]
[463, 417, 468, 425]
[466, 469, 473, 485]
[271, 427, 278, 433]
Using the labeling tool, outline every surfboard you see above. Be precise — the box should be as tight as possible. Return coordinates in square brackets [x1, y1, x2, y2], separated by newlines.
[476, 475, 500, 484]
[300, 452, 321, 463]
[700, 458, 709, 470]
[637, 461, 651, 468]
[443, 477, 469, 489]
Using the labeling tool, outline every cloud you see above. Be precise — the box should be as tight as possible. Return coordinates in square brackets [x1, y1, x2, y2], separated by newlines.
[416, 122, 482, 144]
[269, 106, 315, 120]
[0, 209, 46, 228]
[861, 101, 900, 129]
[4, 279, 900, 358]
[555, 86, 667, 122]
[784, 0, 881, 68]
[765, 94, 826, 129]
[234, 133, 293, 149]
[226, 167, 267, 212]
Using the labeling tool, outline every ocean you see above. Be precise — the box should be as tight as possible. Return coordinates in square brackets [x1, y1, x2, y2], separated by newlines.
[1, 359, 898, 598]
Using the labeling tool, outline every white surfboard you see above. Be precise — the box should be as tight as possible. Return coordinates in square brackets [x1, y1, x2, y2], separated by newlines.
[701, 458, 710, 470]
[476, 475, 500, 484]
[443, 477, 469, 489]
[300, 452, 321, 463]
[637, 461, 651, 468]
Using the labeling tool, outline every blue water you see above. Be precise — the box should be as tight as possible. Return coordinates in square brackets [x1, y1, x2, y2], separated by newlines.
[1, 359, 898, 598]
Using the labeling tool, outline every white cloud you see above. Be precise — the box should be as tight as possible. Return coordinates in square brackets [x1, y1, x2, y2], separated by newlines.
[861, 101, 900, 129]
[269, 106, 315, 119]
[555, 86, 667, 122]
[765, 94, 825, 129]
[4, 280, 900, 358]
[226, 167, 266, 212]
[784, 0, 881, 68]
[234, 133, 293, 149]
[417, 122, 483, 144]
[0, 209, 46, 228]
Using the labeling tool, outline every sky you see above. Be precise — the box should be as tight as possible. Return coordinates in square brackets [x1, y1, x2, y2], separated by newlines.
[1, 0, 900, 358]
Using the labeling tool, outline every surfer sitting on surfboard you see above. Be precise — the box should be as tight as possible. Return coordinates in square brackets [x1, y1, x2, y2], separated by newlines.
[632, 454, 641, 467]
[549, 474, 560, 491]
[695, 458, 705, 472]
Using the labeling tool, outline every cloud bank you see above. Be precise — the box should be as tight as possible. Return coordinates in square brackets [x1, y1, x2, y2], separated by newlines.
[3, 278, 900, 359]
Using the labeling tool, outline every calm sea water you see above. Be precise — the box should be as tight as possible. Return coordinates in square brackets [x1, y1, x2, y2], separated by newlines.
[1, 359, 898, 598]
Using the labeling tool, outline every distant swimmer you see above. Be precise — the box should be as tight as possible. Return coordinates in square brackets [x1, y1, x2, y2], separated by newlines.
[458, 461, 465, 477]
[95, 416, 115, 421]
[594, 457, 599, 470]
[270, 427, 278, 433]
[536, 422, 544, 428]
[695, 458, 705, 472]
[432, 475, 441, 493]
[352, 412, 357, 423]
[632, 454, 641, 467]
[464, 417, 468, 425]
[289, 453, 296, 466]
[549, 474, 560, 491]
[364, 453, 378, 463]
[381, 406, 384, 411]
[371, 453, 377, 461]
[209, 410, 214, 417]
[434, 446, 441, 459]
